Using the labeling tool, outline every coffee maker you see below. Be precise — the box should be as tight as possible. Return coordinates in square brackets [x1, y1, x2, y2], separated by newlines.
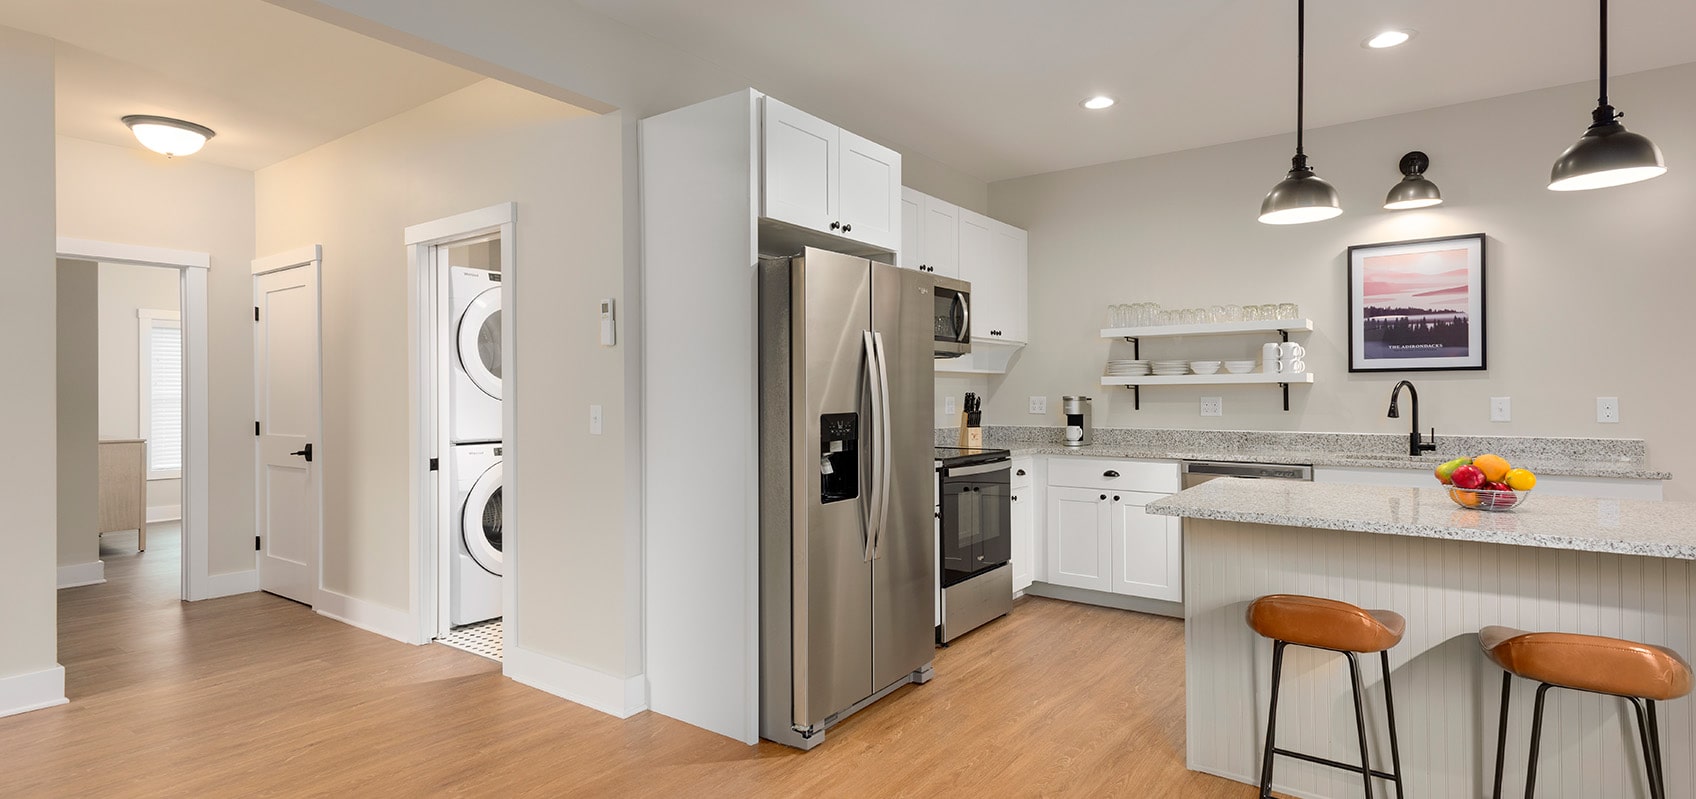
[1062, 395, 1093, 447]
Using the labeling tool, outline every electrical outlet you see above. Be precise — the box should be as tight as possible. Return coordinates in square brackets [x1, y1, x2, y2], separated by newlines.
[1200, 396, 1223, 417]
[1597, 396, 1619, 423]
[1490, 396, 1511, 422]
[1029, 396, 1048, 414]
[944, 396, 957, 416]
[589, 404, 603, 435]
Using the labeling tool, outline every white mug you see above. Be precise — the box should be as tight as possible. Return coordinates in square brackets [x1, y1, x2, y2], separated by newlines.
[1278, 342, 1306, 360]
[1282, 359, 1307, 374]
[1261, 343, 1281, 373]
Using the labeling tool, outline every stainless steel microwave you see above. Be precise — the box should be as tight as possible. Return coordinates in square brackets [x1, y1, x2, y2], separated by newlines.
[931, 274, 971, 358]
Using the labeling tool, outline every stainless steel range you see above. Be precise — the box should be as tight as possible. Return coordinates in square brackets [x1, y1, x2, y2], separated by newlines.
[934, 446, 1013, 643]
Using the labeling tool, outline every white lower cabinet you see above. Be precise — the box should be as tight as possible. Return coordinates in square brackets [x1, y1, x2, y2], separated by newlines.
[1009, 457, 1035, 594]
[1045, 485, 1113, 591]
[1110, 491, 1182, 602]
[1043, 458, 1182, 603]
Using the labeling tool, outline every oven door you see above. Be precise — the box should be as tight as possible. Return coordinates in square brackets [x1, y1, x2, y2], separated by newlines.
[931, 276, 971, 358]
[940, 460, 1011, 586]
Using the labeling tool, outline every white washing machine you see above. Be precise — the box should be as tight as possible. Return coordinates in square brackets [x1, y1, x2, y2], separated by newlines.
[449, 267, 502, 443]
[451, 441, 503, 626]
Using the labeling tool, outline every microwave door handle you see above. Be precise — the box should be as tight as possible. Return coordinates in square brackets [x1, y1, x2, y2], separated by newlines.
[953, 293, 970, 343]
[861, 331, 880, 563]
[872, 331, 893, 559]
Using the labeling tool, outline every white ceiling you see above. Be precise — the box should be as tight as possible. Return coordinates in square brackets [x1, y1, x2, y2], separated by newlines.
[576, 0, 1696, 182]
[0, 0, 486, 171]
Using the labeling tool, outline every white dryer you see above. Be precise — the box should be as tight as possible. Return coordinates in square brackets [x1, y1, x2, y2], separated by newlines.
[451, 441, 503, 626]
[449, 267, 502, 443]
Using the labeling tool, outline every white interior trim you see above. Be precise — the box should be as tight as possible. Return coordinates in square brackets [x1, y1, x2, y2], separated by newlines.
[56, 239, 212, 603]
[251, 244, 322, 276]
[315, 589, 414, 643]
[404, 202, 515, 246]
[56, 560, 105, 589]
[146, 504, 183, 524]
[203, 569, 259, 599]
[0, 666, 67, 719]
[505, 645, 648, 720]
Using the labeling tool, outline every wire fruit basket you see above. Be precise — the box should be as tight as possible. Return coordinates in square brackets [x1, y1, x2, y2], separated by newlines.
[1447, 487, 1528, 512]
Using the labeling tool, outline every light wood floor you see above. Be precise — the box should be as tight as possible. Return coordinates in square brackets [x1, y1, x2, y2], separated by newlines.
[6, 528, 1268, 797]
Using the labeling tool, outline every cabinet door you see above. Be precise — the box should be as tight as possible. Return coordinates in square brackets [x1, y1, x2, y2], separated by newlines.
[1010, 484, 1033, 593]
[921, 195, 959, 278]
[838, 130, 901, 251]
[899, 188, 925, 269]
[989, 221, 1029, 342]
[1045, 486, 1110, 591]
[957, 208, 992, 298]
[1110, 491, 1182, 602]
[761, 97, 837, 234]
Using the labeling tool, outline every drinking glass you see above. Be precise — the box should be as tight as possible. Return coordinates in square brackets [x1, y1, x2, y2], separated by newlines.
[1278, 303, 1299, 320]
[1242, 305, 1260, 321]
[1224, 304, 1242, 322]
[1208, 305, 1225, 323]
[1258, 304, 1278, 320]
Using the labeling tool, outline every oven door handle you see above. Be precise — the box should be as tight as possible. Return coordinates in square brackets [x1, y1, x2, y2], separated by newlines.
[861, 331, 881, 563]
[944, 461, 1008, 478]
[871, 330, 893, 560]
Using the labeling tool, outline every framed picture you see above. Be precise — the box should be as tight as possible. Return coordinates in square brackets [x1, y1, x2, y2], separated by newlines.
[1347, 233, 1486, 372]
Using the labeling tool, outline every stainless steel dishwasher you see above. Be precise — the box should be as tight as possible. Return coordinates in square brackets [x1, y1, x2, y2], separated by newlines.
[1181, 460, 1313, 489]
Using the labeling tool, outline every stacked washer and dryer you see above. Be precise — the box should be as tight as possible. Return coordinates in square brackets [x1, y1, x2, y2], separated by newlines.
[449, 267, 504, 627]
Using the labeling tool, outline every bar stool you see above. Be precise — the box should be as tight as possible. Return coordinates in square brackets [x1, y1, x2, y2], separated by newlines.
[1481, 626, 1693, 799]
[1247, 594, 1406, 799]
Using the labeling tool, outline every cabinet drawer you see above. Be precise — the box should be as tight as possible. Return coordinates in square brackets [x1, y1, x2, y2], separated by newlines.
[1010, 457, 1035, 490]
[1047, 457, 1178, 493]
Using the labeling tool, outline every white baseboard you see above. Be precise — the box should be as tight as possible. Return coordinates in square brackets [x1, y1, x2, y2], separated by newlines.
[505, 645, 647, 719]
[146, 504, 182, 523]
[203, 569, 259, 599]
[56, 560, 105, 589]
[0, 665, 67, 719]
[316, 589, 414, 644]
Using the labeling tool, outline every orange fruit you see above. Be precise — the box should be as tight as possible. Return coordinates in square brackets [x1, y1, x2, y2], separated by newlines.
[1473, 454, 1511, 483]
[1449, 488, 1481, 507]
[1504, 468, 1537, 491]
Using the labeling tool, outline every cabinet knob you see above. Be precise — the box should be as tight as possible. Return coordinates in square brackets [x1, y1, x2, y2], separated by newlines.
[1103, 470, 1120, 478]
[1113, 495, 1121, 502]
[1011, 495, 1018, 502]
[1100, 494, 1107, 500]
[830, 221, 841, 231]
[842, 223, 853, 233]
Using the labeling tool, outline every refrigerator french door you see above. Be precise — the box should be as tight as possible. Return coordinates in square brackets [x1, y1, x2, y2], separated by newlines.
[759, 248, 936, 750]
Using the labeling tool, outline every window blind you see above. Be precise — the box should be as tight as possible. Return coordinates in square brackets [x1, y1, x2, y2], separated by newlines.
[146, 320, 183, 475]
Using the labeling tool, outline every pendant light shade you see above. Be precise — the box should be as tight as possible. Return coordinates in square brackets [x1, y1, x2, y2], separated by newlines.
[1260, 0, 1340, 225]
[122, 115, 215, 158]
[1548, 0, 1666, 191]
[1384, 151, 1443, 210]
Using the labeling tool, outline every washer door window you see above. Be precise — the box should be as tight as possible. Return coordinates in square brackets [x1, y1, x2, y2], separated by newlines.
[457, 286, 502, 400]
[462, 462, 504, 576]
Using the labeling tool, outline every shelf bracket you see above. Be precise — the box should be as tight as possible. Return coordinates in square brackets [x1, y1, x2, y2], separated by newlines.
[1122, 384, 1139, 410]
[1280, 382, 1289, 411]
[1278, 329, 1290, 343]
[1121, 336, 1140, 360]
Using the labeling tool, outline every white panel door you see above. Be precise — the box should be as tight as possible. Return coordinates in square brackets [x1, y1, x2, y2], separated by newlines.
[989, 221, 1029, 342]
[836, 130, 901, 251]
[899, 187, 924, 269]
[761, 96, 837, 234]
[1010, 483, 1034, 593]
[1110, 491, 1181, 602]
[255, 265, 322, 605]
[921, 195, 959, 278]
[1045, 486, 1110, 591]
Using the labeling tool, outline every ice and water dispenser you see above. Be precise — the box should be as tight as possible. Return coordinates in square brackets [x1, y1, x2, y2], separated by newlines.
[819, 412, 859, 503]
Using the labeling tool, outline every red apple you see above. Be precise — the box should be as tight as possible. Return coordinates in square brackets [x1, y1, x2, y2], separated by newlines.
[1451, 464, 1486, 490]
[1481, 481, 1517, 508]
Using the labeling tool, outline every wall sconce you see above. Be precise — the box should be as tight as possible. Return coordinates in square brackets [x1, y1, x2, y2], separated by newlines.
[1383, 151, 1443, 210]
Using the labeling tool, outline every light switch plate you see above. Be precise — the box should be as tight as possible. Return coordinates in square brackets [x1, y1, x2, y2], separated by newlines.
[1200, 396, 1223, 417]
[589, 404, 603, 435]
[1597, 396, 1619, 423]
[944, 396, 956, 416]
[1029, 396, 1047, 414]
[1490, 396, 1511, 422]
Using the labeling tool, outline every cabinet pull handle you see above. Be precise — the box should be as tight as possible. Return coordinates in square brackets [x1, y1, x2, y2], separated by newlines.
[830, 221, 841, 231]
[1103, 470, 1120, 478]
[1016, 469, 1026, 476]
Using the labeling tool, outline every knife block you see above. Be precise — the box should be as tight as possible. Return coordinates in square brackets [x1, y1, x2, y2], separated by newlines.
[957, 413, 983, 449]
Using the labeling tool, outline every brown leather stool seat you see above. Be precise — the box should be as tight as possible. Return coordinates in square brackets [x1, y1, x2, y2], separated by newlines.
[1247, 594, 1407, 654]
[1481, 626, 1692, 798]
[1246, 594, 1406, 798]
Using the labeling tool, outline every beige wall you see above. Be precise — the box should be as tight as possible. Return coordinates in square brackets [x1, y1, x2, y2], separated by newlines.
[988, 63, 1696, 498]
[255, 80, 637, 675]
[96, 263, 182, 517]
[57, 260, 98, 571]
[0, 25, 59, 681]
[57, 135, 258, 574]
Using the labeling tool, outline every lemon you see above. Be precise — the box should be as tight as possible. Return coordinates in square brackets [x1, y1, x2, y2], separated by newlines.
[1505, 468, 1537, 491]
[1474, 453, 1511, 483]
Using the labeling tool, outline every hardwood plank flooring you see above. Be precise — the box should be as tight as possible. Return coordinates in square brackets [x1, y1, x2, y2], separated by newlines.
[5, 528, 1267, 797]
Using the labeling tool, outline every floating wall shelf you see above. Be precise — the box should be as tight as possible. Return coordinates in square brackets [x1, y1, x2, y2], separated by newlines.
[1100, 319, 1314, 411]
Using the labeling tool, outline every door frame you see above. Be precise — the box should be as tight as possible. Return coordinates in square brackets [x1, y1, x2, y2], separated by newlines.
[251, 245, 326, 607]
[404, 203, 516, 646]
[56, 238, 212, 601]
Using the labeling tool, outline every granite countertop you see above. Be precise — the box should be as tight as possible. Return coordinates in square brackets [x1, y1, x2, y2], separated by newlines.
[1003, 444, 1670, 480]
[1146, 478, 1696, 560]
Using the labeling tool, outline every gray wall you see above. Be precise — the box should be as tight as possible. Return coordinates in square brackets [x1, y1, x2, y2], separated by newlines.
[56, 260, 98, 573]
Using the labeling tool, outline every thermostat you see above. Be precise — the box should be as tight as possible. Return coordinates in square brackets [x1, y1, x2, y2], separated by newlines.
[600, 298, 616, 347]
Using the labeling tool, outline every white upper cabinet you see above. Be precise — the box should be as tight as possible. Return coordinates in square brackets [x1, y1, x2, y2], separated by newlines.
[920, 195, 959, 278]
[899, 188, 924, 269]
[760, 96, 900, 252]
[957, 209, 1028, 343]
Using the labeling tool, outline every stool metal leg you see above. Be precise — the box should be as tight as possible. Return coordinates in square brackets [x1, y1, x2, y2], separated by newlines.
[1379, 650, 1405, 799]
[1259, 640, 1287, 799]
[1646, 700, 1665, 799]
[1524, 683, 1553, 799]
[1492, 671, 1513, 799]
[1628, 698, 1665, 799]
[1346, 651, 1376, 799]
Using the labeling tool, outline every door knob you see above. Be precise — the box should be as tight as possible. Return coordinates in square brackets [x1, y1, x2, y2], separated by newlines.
[289, 443, 314, 463]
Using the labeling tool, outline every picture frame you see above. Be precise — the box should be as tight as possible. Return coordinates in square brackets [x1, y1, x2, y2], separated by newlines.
[1347, 233, 1486, 372]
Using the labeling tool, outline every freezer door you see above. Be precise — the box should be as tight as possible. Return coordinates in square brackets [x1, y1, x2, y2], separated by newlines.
[870, 262, 938, 689]
[793, 249, 876, 728]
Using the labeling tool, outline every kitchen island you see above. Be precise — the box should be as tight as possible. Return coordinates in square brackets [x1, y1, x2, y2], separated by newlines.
[1148, 479, 1695, 799]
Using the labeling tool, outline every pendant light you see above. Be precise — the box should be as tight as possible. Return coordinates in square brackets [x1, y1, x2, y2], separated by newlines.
[122, 115, 216, 158]
[1384, 151, 1443, 210]
[1259, 0, 1341, 225]
[1548, 0, 1666, 191]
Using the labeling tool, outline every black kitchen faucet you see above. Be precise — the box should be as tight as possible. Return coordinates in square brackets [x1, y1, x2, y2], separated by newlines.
[1387, 380, 1438, 457]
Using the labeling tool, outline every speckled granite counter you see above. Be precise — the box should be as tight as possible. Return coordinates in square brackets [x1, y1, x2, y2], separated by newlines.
[1007, 444, 1669, 480]
[1147, 477, 1696, 560]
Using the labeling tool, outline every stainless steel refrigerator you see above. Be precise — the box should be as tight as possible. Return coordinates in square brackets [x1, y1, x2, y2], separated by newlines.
[758, 247, 936, 750]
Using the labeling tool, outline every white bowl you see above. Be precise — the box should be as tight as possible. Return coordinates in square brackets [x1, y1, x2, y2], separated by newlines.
[1189, 361, 1223, 375]
[1223, 360, 1256, 374]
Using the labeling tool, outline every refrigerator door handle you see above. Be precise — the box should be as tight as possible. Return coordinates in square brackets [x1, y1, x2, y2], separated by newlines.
[861, 331, 881, 563]
[953, 293, 970, 343]
[872, 330, 893, 559]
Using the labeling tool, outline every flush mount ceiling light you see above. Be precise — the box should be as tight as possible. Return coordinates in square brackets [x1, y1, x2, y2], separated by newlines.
[1081, 95, 1116, 110]
[1384, 151, 1444, 210]
[1363, 30, 1414, 49]
[1259, 0, 1342, 225]
[121, 115, 216, 157]
[1548, 0, 1666, 191]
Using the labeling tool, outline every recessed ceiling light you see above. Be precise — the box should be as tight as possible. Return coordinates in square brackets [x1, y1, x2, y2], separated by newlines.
[1081, 96, 1116, 110]
[1364, 29, 1414, 49]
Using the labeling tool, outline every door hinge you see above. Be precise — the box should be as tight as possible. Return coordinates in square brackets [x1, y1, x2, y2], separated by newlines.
[255, 535, 261, 551]
[254, 306, 260, 322]
[429, 457, 439, 472]
[255, 421, 261, 436]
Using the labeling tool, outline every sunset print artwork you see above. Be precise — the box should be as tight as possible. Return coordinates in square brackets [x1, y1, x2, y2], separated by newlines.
[1348, 234, 1486, 372]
